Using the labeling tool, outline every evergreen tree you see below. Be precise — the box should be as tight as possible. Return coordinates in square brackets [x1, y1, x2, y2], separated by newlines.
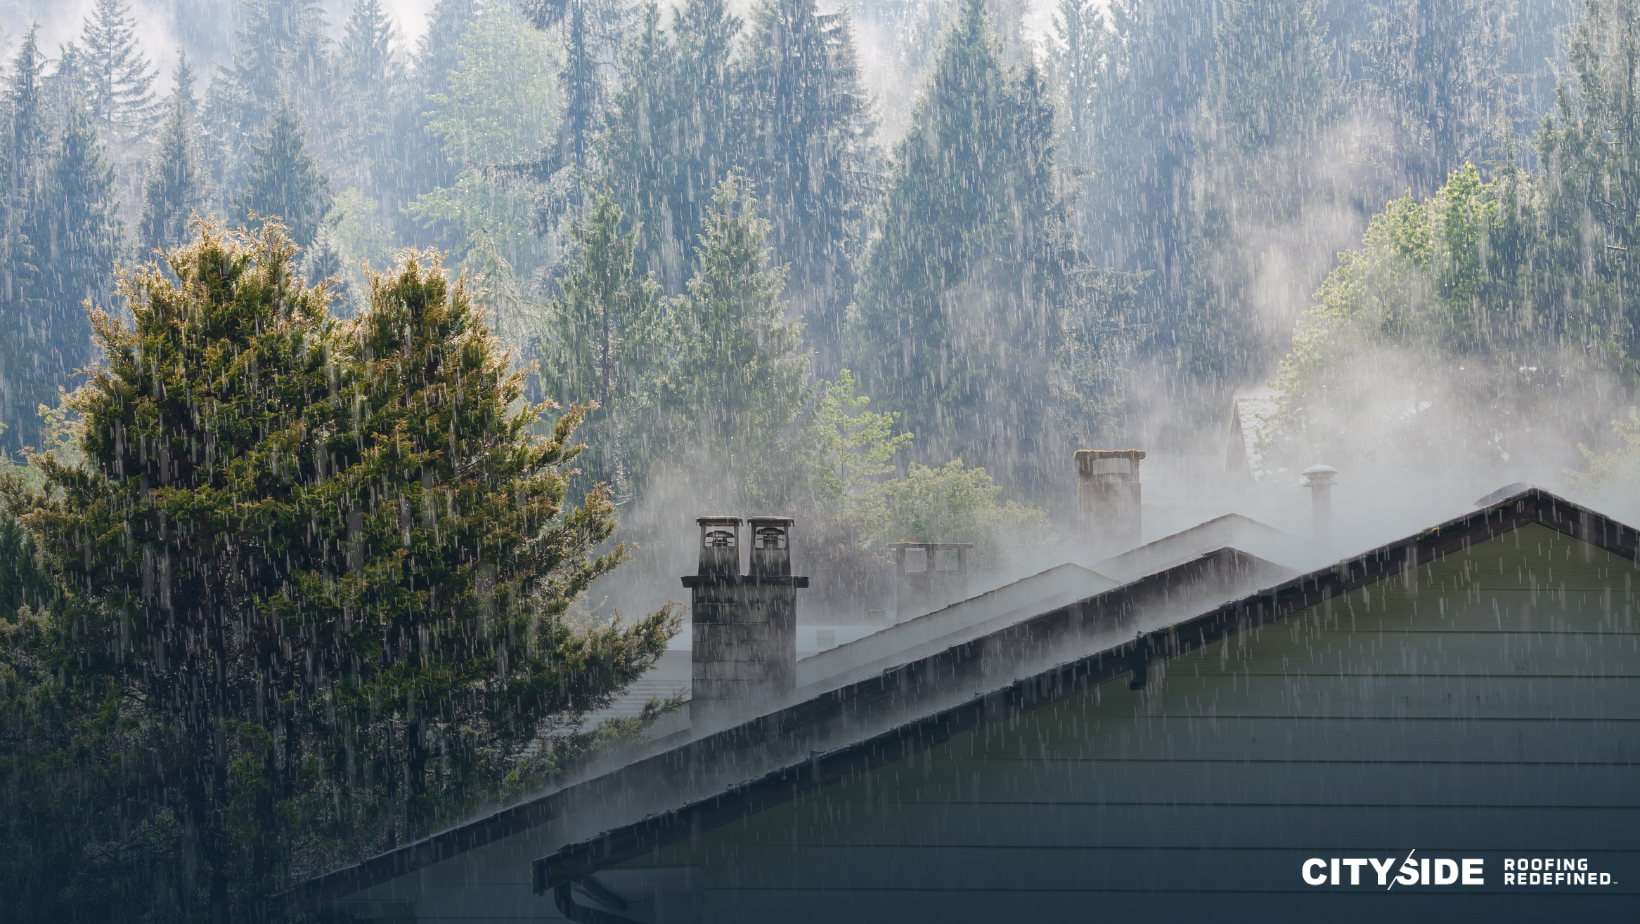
[2, 222, 674, 918]
[138, 54, 209, 255]
[0, 31, 48, 450]
[1081, 0, 1214, 334]
[14, 103, 119, 447]
[78, 0, 159, 143]
[1360, 0, 1513, 195]
[558, 0, 599, 173]
[740, 0, 875, 375]
[340, 0, 403, 185]
[601, 0, 742, 291]
[1046, 0, 1108, 169]
[650, 175, 809, 506]
[1184, 0, 1337, 381]
[1537, 0, 1640, 366]
[237, 100, 331, 250]
[539, 191, 664, 492]
[854, 0, 1082, 490]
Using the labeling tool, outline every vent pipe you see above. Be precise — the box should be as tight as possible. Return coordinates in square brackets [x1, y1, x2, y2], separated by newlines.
[1301, 464, 1337, 539]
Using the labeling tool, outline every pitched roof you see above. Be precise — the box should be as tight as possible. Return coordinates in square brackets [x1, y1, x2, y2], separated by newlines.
[276, 487, 1638, 915]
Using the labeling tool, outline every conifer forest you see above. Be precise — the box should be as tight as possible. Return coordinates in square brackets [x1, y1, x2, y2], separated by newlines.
[0, 0, 1637, 919]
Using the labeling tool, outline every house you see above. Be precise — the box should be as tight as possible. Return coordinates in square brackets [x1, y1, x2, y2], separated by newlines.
[281, 486, 1640, 922]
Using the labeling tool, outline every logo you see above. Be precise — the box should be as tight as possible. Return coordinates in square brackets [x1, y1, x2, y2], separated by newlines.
[1301, 852, 1619, 889]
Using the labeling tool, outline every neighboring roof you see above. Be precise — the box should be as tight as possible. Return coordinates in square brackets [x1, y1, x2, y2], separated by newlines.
[1225, 396, 1278, 487]
[277, 487, 1638, 915]
[1091, 512, 1324, 582]
[526, 488, 1638, 893]
[791, 562, 1116, 695]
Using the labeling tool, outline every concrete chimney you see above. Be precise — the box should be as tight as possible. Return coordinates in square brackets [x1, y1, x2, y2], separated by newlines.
[1077, 449, 1145, 547]
[1302, 464, 1337, 539]
[682, 516, 808, 725]
[889, 541, 972, 622]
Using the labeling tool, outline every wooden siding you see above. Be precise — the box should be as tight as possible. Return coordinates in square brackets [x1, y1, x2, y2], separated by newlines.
[616, 524, 1640, 922]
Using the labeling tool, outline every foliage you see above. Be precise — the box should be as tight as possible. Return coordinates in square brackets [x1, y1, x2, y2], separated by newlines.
[1567, 407, 1640, 494]
[1, 221, 675, 919]
[853, 0, 1110, 494]
[739, 0, 876, 371]
[807, 369, 914, 511]
[79, 0, 160, 143]
[861, 459, 1045, 564]
[139, 56, 210, 255]
[237, 100, 331, 250]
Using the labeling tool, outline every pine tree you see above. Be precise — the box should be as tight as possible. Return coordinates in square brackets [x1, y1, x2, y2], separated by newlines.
[1184, 0, 1337, 381]
[3, 222, 674, 917]
[15, 103, 119, 444]
[342, 0, 402, 94]
[237, 100, 331, 250]
[600, 0, 742, 291]
[1360, 0, 1512, 195]
[650, 175, 808, 506]
[1082, 0, 1214, 332]
[1046, 0, 1108, 168]
[78, 0, 159, 143]
[740, 0, 875, 375]
[0, 30, 47, 448]
[138, 54, 209, 255]
[853, 0, 1080, 489]
[558, 0, 599, 173]
[539, 191, 664, 491]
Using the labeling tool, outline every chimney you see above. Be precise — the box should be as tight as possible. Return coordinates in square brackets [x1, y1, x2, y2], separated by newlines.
[682, 516, 808, 726]
[889, 541, 972, 622]
[1302, 464, 1337, 539]
[1077, 449, 1145, 547]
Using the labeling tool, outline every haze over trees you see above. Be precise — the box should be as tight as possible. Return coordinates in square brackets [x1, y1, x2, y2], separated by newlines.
[1, 0, 1639, 917]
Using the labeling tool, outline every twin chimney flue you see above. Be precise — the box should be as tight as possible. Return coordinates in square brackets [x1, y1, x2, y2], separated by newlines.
[1077, 449, 1145, 547]
[681, 516, 808, 725]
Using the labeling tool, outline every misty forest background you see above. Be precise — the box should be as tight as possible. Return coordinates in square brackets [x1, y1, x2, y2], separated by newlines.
[2, 0, 1640, 918]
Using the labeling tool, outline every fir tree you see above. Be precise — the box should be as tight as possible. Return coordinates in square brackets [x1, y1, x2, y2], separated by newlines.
[601, 0, 742, 291]
[138, 54, 209, 255]
[854, 0, 1081, 489]
[15, 103, 119, 444]
[1046, 0, 1108, 167]
[3, 222, 674, 917]
[1184, 0, 1337, 381]
[237, 100, 331, 250]
[539, 190, 664, 491]
[1360, 0, 1512, 195]
[1082, 0, 1214, 332]
[651, 175, 808, 506]
[78, 0, 159, 142]
[0, 30, 47, 448]
[342, 0, 403, 94]
[740, 0, 875, 375]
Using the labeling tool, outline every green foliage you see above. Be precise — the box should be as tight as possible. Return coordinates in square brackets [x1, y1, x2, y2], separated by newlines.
[138, 56, 209, 255]
[600, 0, 741, 291]
[1568, 407, 1640, 494]
[1183, 0, 1336, 381]
[537, 191, 664, 496]
[1, 221, 675, 918]
[807, 369, 914, 511]
[237, 100, 331, 250]
[1359, 0, 1512, 196]
[853, 0, 1112, 492]
[649, 175, 809, 508]
[739, 0, 875, 370]
[861, 459, 1045, 563]
[78, 0, 159, 143]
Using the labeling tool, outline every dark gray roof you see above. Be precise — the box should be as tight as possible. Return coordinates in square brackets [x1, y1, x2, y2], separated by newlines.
[276, 487, 1638, 916]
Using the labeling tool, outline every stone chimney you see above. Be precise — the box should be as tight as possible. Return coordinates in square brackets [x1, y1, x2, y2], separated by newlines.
[682, 516, 808, 725]
[889, 541, 972, 623]
[1077, 449, 1145, 546]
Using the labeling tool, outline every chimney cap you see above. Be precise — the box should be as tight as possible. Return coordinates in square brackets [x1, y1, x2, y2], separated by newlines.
[696, 515, 743, 526]
[746, 516, 795, 526]
[1301, 464, 1338, 486]
[1074, 449, 1147, 461]
[887, 541, 974, 549]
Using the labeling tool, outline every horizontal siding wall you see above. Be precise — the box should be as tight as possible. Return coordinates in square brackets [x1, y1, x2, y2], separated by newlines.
[624, 524, 1640, 923]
